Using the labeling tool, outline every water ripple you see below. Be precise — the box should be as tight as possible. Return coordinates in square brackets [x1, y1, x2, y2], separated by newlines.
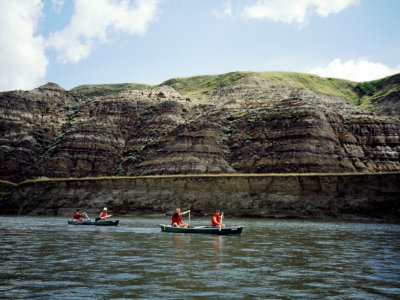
[0, 216, 399, 299]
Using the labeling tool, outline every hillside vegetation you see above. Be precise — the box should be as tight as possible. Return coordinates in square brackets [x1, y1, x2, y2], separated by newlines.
[69, 71, 399, 113]
[355, 73, 400, 114]
[70, 71, 359, 100]
[259, 72, 358, 99]
[71, 83, 152, 97]
[161, 71, 359, 102]
[161, 72, 249, 101]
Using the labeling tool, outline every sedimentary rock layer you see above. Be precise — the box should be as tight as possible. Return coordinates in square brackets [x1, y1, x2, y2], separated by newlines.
[1, 73, 400, 182]
[1, 174, 399, 221]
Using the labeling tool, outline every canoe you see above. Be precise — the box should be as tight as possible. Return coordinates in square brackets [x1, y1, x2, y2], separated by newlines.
[160, 224, 243, 235]
[68, 220, 119, 226]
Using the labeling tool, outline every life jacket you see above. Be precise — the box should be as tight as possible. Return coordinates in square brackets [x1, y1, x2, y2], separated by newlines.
[100, 210, 108, 220]
[171, 213, 182, 225]
[72, 212, 81, 220]
[211, 212, 221, 226]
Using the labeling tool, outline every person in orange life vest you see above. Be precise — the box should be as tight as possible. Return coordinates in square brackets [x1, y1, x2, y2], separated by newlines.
[211, 210, 225, 228]
[72, 209, 88, 222]
[171, 208, 190, 228]
[99, 207, 112, 220]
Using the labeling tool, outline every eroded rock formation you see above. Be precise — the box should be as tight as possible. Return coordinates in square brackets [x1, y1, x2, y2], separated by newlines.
[1, 73, 400, 182]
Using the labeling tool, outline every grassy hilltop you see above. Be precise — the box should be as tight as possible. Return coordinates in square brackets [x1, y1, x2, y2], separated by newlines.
[71, 83, 152, 97]
[72, 71, 358, 101]
[163, 71, 359, 102]
[355, 73, 400, 111]
[71, 71, 400, 113]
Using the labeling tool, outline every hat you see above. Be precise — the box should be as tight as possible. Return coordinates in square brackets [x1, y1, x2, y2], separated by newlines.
[103, 207, 107, 210]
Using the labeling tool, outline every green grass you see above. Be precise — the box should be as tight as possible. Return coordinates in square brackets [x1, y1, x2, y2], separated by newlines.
[70, 83, 153, 97]
[16, 172, 400, 186]
[355, 73, 400, 108]
[160, 72, 249, 101]
[261, 72, 358, 100]
[0, 180, 17, 186]
[258, 71, 400, 108]
[161, 71, 359, 103]
[69, 71, 400, 110]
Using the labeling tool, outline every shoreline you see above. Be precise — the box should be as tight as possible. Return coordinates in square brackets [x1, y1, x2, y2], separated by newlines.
[1, 173, 399, 222]
[1, 171, 399, 185]
[0, 213, 396, 225]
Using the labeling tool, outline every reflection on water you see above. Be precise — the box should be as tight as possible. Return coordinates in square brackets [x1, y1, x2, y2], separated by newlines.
[212, 236, 223, 254]
[172, 233, 183, 248]
[0, 216, 399, 299]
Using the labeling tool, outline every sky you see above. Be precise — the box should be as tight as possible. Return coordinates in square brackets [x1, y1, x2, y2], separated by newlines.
[0, 0, 400, 91]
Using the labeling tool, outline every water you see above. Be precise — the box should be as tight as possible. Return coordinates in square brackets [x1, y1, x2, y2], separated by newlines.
[0, 217, 399, 299]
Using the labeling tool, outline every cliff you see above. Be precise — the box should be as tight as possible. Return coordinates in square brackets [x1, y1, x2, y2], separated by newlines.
[1, 174, 399, 221]
[1, 72, 400, 182]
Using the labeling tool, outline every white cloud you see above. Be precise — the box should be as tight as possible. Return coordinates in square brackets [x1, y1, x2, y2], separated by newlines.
[212, 1, 233, 19]
[310, 58, 400, 82]
[0, 0, 48, 91]
[243, 0, 359, 24]
[46, 0, 160, 63]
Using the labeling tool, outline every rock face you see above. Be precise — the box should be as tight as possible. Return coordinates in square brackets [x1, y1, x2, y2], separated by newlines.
[1, 174, 399, 221]
[1, 72, 400, 182]
[0, 83, 84, 181]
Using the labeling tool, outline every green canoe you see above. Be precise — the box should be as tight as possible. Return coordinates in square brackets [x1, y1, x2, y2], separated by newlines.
[68, 220, 119, 226]
[160, 224, 243, 235]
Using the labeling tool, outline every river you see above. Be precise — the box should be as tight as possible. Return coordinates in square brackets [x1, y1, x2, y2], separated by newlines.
[0, 216, 399, 299]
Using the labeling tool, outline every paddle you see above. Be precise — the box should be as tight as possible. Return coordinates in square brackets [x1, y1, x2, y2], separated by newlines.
[188, 211, 191, 227]
[83, 212, 91, 221]
[219, 212, 224, 231]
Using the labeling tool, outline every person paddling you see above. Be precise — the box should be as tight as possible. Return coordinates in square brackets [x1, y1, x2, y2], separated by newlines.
[211, 210, 225, 228]
[72, 209, 89, 222]
[96, 207, 112, 221]
[171, 208, 190, 228]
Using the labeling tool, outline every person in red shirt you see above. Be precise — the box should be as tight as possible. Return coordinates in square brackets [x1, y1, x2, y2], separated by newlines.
[171, 208, 190, 228]
[97, 207, 112, 221]
[72, 209, 88, 222]
[211, 210, 225, 228]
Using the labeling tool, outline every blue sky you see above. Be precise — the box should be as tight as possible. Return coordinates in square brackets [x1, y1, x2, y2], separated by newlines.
[0, 0, 399, 91]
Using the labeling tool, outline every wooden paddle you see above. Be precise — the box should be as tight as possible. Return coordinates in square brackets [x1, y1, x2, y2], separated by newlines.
[219, 212, 223, 231]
